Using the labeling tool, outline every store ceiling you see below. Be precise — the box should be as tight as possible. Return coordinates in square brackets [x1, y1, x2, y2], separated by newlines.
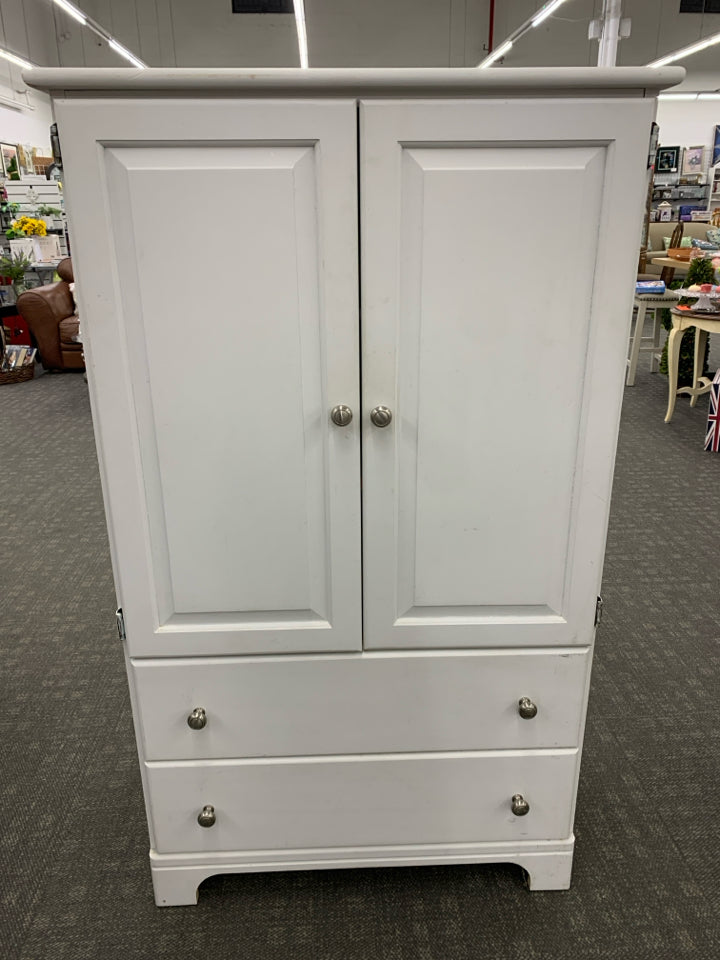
[4, 0, 720, 80]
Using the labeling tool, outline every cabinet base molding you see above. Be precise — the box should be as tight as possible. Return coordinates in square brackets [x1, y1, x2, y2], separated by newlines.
[149, 838, 575, 906]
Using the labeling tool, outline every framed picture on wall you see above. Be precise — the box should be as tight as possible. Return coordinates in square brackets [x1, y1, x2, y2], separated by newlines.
[656, 145, 680, 173]
[648, 121, 660, 169]
[682, 145, 705, 175]
[713, 126, 720, 167]
[0, 143, 20, 180]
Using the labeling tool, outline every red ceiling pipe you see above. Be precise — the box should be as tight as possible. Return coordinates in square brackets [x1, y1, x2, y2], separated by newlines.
[488, 0, 496, 53]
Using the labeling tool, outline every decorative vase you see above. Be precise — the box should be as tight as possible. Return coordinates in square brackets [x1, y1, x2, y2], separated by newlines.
[13, 280, 27, 299]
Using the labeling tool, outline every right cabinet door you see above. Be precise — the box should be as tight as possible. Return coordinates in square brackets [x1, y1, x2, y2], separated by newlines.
[360, 97, 654, 649]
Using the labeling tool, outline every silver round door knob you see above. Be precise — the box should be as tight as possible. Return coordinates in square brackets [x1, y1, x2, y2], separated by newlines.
[518, 697, 538, 720]
[330, 404, 353, 426]
[370, 405, 392, 428]
[197, 805, 216, 828]
[187, 707, 207, 730]
[511, 794, 530, 817]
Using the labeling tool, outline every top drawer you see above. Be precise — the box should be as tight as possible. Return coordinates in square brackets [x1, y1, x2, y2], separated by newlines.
[131, 648, 589, 760]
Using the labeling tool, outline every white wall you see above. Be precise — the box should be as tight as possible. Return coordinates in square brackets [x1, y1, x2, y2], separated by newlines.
[0, 0, 54, 153]
[0, 74, 53, 153]
[656, 99, 720, 170]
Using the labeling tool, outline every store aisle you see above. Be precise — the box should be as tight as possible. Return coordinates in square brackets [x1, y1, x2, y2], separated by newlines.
[1, 353, 719, 960]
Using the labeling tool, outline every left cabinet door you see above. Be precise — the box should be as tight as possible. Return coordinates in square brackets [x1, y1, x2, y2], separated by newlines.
[56, 99, 361, 657]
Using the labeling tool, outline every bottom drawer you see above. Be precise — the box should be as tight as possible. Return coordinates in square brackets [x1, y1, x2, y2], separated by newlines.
[146, 751, 577, 854]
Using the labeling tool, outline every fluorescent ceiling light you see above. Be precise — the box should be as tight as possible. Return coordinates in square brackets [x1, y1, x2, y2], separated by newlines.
[293, 0, 308, 69]
[479, 39, 512, 69]
[648, 31, 720, 68]
[478, 0, 575, 67]
[698, 93, 720, 100]
[658, 93, 698, 100]
[108, 38, 145, 69]
[0, 48, 33, 70]
[46, 1, 147, 67]
[532, 0, 568, 28]
[52, 0, 87, 25]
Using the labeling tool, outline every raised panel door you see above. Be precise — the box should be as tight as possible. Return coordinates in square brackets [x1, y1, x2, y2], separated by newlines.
[360, 98, 654, 648]
[55, 99, 361, 656]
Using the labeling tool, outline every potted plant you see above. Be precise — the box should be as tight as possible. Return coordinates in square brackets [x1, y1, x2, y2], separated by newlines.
[0, 249, 34, 299]
[36, 204, 63, 230]
[659, 254, 715, 384]
[6, 215, 47, 260]
[0, 201, 19, 230]
[6, 215, 47, 239]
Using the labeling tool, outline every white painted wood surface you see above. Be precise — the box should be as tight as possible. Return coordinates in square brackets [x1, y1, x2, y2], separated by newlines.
[133, 648, 589, 760]
[360, 98, 655, 649]
[146, 750, 578, 854]
[54, 99, 361, 657]
[24, 66, 684, 97]
[32, 71, 662, 904]
[150, 840, 575, 905]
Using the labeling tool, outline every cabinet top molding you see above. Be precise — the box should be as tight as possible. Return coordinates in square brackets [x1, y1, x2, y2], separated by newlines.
[24, 67, 683, 99]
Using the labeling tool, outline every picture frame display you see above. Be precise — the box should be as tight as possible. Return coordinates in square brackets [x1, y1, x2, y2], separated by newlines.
[656, 145, 680, 174]
[0, 143, 20, 180]
[648, 121, 659, 170]
[682, 145, 705, 176]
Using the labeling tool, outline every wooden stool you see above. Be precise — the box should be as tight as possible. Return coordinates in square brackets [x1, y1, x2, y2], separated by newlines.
[627, 290, 680, 386]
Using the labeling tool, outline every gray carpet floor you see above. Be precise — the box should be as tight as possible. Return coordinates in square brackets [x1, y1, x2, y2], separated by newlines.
[2, 342, 720, 959]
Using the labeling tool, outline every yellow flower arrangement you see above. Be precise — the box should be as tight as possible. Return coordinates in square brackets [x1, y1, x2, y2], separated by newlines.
[9, 216, 47, 237]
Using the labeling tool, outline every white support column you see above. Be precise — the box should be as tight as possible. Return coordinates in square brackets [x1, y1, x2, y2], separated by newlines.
[597, 0, 623, 67]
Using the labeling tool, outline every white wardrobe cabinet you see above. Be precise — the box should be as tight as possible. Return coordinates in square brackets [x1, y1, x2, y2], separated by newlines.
[27, 66, 681, 906]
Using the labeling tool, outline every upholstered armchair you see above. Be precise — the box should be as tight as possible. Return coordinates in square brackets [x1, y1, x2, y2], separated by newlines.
[16, 258, 84, 371]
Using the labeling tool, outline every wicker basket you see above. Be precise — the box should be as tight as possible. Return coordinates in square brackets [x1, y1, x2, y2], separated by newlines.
[0, 362, 35, 385]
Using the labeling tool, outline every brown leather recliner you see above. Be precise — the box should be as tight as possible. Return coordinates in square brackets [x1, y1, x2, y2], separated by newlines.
[16, 258, 84, 371]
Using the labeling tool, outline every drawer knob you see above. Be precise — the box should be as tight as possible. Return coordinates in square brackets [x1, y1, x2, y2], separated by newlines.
[370, 405, 392, 428]
[518, 697, 538, 719]
[330, 404, 353, 427]
[511, 794, 530, 817]
[187, 707, 207, 730]
[197, 805, 216, 828]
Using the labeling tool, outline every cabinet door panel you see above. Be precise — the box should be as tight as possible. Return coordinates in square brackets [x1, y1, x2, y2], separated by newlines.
[55, 100, 360, 656]
[360, 99, 654, 648]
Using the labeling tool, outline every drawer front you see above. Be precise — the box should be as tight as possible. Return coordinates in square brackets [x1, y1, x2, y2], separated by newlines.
[132, 649, 589, 760]
[146, 751, 578, 854]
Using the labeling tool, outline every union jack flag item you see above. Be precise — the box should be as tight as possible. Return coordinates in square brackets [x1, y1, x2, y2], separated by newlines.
[705, 369, 720, 452]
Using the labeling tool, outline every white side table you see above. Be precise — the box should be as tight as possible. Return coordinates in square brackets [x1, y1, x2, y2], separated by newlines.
[665, 307, 720, 422]
[627, 290, 680, 386]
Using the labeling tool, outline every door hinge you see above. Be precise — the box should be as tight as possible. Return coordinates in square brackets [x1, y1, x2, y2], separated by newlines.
[115, 607, 126, 640]
[594, 596, 604, 627]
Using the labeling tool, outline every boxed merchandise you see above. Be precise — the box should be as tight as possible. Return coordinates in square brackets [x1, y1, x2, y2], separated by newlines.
[32, 235, 61, 261]
[9, 237, 34, 260]
[679, 205, 703, 221]
[705, 369, 720, 452]
[636, 280, 666, 295]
